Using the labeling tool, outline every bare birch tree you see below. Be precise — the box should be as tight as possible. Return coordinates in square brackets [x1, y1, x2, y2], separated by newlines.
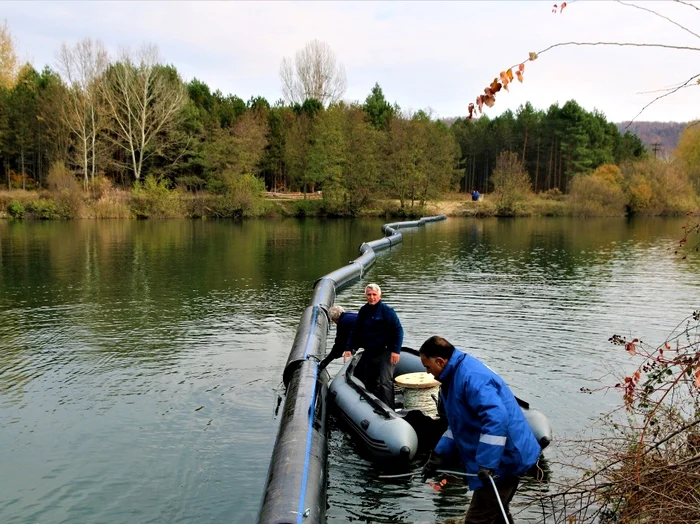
[280, 40, 347, 106]
[101, 43, 187, 182]
[0, 19, 19, 89]
[56, 38, 108, 190]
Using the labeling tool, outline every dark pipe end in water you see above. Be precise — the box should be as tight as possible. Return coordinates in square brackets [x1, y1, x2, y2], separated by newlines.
[400, 446, 411, 457]
[360, 419, 370, 430]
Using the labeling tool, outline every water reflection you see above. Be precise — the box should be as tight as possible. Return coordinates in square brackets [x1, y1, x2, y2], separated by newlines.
[0, 217, 698, 523]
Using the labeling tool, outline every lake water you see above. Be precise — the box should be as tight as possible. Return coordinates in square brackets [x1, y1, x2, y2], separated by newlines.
[1, 217, 698, 524]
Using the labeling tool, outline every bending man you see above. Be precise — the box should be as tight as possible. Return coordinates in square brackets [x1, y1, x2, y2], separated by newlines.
[420, 335, 541, 524]
[319, 305, 357, 369]
[346, 283, 403, 409]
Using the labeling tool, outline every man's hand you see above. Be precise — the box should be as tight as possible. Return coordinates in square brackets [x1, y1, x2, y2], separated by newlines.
[477, 466, 493, 482]
[390, 352, 400, 365]
[342, 350, 352, 363]
[421, 452, 444, 482]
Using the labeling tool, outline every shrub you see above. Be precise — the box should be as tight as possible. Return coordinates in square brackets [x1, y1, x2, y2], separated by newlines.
[44, 162, 84, 218]
[539, 187, 564, 201]
[130, 175, 182, 218]
[91, 176, 113, 200]
[490, 152, 533, 216]
[8, 200, 25, 219]
[320, 183, 354, 217]
[26, 199, 60, 220]
[620, 159, 698, 215]
[569, 166, 627, 216]
[47, 162, 79, 192]
[208, 173, 267, 218]
[290, 197, 321, 218]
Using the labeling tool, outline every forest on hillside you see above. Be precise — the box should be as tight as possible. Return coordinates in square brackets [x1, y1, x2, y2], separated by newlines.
[616, 121, 687, 155]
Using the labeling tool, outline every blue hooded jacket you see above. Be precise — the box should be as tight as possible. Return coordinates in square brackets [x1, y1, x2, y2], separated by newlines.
[434, 349, 541, 491]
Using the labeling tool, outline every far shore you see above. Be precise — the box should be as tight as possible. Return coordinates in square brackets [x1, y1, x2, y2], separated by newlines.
[0, 188, 694, 220]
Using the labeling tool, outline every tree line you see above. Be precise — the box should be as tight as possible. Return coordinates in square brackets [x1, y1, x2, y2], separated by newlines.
[1, 27, 694, 218]
[0, 35, 461, 214]
[451, 101, 646, 195]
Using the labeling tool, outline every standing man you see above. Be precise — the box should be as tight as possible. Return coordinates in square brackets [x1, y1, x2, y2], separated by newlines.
[319, 305, 357, 369]
[346, 283, 404, 408]
[419, 335, 541, 524]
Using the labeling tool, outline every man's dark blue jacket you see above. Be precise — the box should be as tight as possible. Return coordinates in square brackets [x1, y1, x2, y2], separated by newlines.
[348, 301, 403, 354]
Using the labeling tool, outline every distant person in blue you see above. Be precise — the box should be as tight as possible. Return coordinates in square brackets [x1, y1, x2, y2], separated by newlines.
[420, 336, 541, 524]
[319, 305, 357, 369]
[346, 283, 404, 408]
[471, 189, 480, 201]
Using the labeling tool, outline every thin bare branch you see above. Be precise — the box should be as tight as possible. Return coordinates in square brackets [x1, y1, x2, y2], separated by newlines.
[674, 0, 700, 12]
[625, 72, 700, 127]
[511, 41, 700, 71]
[616, 0, 700, 40]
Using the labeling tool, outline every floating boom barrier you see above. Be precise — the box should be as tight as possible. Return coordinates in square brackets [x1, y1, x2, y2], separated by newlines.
[257, 216, 447, 524]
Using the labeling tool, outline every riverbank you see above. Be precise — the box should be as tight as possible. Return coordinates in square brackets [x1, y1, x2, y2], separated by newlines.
[0, 187, 694, 220]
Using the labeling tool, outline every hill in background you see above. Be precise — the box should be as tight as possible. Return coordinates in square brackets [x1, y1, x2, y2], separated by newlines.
[616, 121, 687, 155]
[441, 117, 687, 157]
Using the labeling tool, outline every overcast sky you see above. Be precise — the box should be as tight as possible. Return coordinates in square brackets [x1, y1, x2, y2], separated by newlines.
[3, 0, 699, 123]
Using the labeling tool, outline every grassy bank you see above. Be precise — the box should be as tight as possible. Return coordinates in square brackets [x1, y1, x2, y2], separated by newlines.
[0, 187, 696, 220]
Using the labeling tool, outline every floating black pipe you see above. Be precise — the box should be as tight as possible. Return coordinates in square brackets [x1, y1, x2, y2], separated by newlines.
[258, 215, 446, 524]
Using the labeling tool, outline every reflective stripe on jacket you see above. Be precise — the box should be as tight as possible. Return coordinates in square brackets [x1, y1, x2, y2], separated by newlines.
[434, 349, 541, 491]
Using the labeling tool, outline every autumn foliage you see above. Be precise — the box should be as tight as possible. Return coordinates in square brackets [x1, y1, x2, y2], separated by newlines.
[533, 310, 700, 523]
[469, 2, 570, 119]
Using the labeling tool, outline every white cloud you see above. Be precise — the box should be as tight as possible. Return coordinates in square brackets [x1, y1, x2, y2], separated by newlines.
[3, 0, 698, 122]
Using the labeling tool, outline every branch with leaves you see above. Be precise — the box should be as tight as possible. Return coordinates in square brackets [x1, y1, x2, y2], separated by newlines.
[468, 2, 700, 123]
[527, 308, 700, 523]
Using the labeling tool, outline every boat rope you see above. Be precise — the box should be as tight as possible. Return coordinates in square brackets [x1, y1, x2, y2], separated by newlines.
[401, 385, 440, 417]
[438, 470, 510, 521]
[488, 474, 509, 523]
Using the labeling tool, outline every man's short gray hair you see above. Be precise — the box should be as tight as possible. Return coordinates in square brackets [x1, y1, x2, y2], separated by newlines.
[365, 283, 382, 295]
[328, 305, 345, 322]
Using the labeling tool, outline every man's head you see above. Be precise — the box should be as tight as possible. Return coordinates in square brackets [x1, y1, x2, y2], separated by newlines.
[328, 305, 344, 324]
[365, 283, 382, 305]
[419, 336, 455, 378]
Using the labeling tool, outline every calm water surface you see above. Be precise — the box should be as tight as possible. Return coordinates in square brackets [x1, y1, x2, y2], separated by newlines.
[1, 218, 698, 524]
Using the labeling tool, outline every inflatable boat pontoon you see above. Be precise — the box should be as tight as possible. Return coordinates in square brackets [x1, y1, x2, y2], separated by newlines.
[328, 347, 552, 467]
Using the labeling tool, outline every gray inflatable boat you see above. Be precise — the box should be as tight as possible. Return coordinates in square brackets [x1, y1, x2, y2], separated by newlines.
[328, 347, 552, 467]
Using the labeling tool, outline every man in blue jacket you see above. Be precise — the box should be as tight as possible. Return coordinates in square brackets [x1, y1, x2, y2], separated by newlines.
[347, 283, 404, 408]
[419, 335, 541, 524]
[319, 305, 358, 369]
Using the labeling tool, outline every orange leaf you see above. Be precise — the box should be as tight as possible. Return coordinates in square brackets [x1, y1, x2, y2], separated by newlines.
[428, 480, 443, 492]
[625, 342, 636, 355]
[476, 95, 484, 113]
[499, 71, 510, 91]
[561, 2, 567, 12]
[490, 78, 502, 93]
[506, 69, 514, 81]
[515, 70, 524, 83]
[519, 63, 525, 73]
[483, 95, 496, 108]
[695, 368, 700, 388]
[484, 87, 494, 97]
